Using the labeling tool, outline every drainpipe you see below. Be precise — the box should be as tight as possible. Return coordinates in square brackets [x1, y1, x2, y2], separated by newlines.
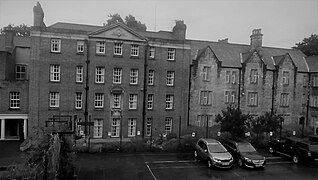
[238, 68, 242, 110]
[84, 39, 90, 136]
[141, 43, 148, 139]
[187, 64, 192, 126]
[306, 73, 311, 126]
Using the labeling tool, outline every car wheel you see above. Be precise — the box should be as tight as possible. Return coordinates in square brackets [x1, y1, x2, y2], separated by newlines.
[238, 159, 243, 167]
[269, 147, 275, 154]
[207, 159, 213, 169]
[292, 155, 299, 164]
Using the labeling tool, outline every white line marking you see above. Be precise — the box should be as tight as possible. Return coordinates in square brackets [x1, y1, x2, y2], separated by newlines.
[267, 161, 292, 165]
[232, 171, 245, 180]
[145, 162, 157, 180]
[146, 160, 195, 164]
[150, 165, 206, 170]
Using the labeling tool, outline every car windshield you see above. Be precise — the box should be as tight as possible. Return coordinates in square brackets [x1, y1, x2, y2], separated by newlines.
[237, 143, 256, 152]
[208, 143, 227, 153]
[309, 145, 318, 151]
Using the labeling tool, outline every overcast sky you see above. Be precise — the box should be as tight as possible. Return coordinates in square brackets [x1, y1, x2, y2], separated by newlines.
[0, 0, 317, 48]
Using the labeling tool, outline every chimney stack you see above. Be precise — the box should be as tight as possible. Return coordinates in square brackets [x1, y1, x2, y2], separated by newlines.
[218, 38, 229, 43]
[33, 2, 46, 28]
[4, 27, 14, 51]
[250, 29, 263, 50]
[172, 20, 187, 40]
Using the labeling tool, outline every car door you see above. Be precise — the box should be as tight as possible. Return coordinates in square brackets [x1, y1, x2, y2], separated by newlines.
[197, 140, 207, 159]
[201, 143, 209, 160]
[283, 139, 294, 156]
[275, 138, 286, 153]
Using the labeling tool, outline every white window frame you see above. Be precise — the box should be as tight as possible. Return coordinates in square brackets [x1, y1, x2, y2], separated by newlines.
[93, 119, 103, 138]
[147, 94, 154, 110]
[148, 70, 154, 85]
[75, 92, 82, 109]
[49, 92, 60, 108]
[76, 66, 83, 83]
[165, 94, 174, 110]
[232, 71, 236, 84]
[51, 39, 61, 53]
[231, 91, 235, 103]
[166, 71, 175, 86]
[224, 91, 230, 103]
[167, 48, 175, 60]
[114, 43, 123, 55]
[247, 92, 258, 106]
[250, 69, 258, 84]
[128, 118, 136, 137]
[131, 44, 139, 57]
[112, 94, 121, 109]
[165, 117, 173, 134]
[113, 68, 122, 84]
[225, 71, 230, 83]
[146, 118, 152, 136]
[16, 65, 27, 80]
[111, 118, 120, 137]
[77, 41, 84, 53]
[310, 95, 318, 107]
[94, 93, 104, 108]
[130, 69, 139, 85]
[280, 93, 289, 107]
[129, 94, 138, 109]
[50, 65, 60, 82]
[202, 66, 210, 81]
[149, 46, 155, 59]
[10, 92, 20, 109]
[96, 41, 105, 54]
[200, 91, 212, 106]
[95, 67, 105, 83]
[282, 71, 290, 85]
[312, 76, 318, 87]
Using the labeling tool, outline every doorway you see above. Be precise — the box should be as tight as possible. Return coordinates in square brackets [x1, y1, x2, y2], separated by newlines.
[5, 119, 24, 140]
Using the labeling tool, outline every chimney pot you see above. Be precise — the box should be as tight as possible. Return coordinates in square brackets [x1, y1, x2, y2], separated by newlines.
[172, 20, 187, 40]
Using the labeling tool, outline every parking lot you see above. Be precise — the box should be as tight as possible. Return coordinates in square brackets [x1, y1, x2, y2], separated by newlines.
[75, 152, 318, 180]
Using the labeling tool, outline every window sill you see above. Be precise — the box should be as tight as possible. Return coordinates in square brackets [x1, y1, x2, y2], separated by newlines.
[113, 82, 122, 85]
[76, 52, 84, 55]
[167, 59, 175, 61]
[95, 82, 105, 85]
[113, 54, 123, 58]
[8, 108, 20, 111]
[149, 57, 155, 60]
[129, 83, 139, 86]
[128, 109, 138, 111]
[130, 56, 139, 59]
[280, 106, 289, 108]
[247, 105, 258, 107]
[166, 85, 174, 87]
[50, 81, 61, 83]
[147, 108, 153, 111]
[94, 108, 104, 111]
[148, 84, 154, 86]
[165, 108, 174, 111]
[95, 53, 106, 56]
[75, 108, 83, 111]
[50, 51, 61, 54]
[75, 81, 84, 84]
[49, 107, 59, 110]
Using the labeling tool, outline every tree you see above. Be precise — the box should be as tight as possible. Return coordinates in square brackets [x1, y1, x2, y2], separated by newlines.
[0, 24, 31, 36]
[251, 112, 283, 139]
[104, 13, 147, 31]
[215, 106, 253, 139]
[293, 34, 318, 56]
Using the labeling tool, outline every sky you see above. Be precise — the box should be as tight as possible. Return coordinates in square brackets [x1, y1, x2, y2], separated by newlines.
[0, 0, 317, 48]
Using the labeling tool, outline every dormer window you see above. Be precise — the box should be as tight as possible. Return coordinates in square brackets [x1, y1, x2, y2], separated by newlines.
[96, 41, 105, 54]
[114, 43, 122, 55]
[51, 39, 61, 53]
[131, 44, 139, 57]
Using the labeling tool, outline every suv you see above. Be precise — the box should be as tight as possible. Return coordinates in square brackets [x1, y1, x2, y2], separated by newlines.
[194, 138, 233, 169]
[268, 137, 318, 164]
[222, 139, 266, 168]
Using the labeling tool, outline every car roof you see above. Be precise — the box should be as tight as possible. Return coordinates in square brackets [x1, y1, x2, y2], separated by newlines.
[199, 138, 221, 145]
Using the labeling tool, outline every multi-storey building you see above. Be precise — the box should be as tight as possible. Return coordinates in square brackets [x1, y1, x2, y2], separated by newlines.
[0, 29, 29, 140]
[189, 29, 314, 134]
[28, 2, 191, 140]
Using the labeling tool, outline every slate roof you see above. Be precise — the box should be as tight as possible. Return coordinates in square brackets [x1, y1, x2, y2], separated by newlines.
[306, 56, 318, 73]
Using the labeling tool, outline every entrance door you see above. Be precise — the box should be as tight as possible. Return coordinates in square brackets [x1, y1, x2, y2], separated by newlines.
[5, 119, 24, 140]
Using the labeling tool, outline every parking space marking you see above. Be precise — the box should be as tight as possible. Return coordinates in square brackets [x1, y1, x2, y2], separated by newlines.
[231, 171, 246, 180]
[145, 160, 195, 164]
[150, 165, 207, 170]
[145, 162, 157, 180]
[267, 161, 292, 165]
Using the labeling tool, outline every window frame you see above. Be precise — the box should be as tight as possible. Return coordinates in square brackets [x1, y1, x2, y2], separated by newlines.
[167, 48, 175, 61]
[114, 42, 123, 56]
[93, 119, 103, 138]
[147, 94, 154, 110]
[166, 71, 175, 86]
[247, 92, 258, 106]
[225, 71, 231, 83]
[131, 44, 139, 57]
[75, 92, 83, 109]
[113, 68, 122, 84]
[16, 64, 27, 80]
[111, 118, 120, 137]
[112, 94, 121, 109]
[149, 46, 155, 59]
[202, 66, 211, 81]
[130, 69, 139, 85]
[76, 66, 83, 83]
[77, 41, 84, 53]
[148, 70, 154, 85]
[280, 93, 290, 107]
[95, 67, 105, 84]
[50, 64, 60, 82]
[51, 39, 61, 53]
[49, 92, 60, 108]
[129, 94, 138, 110]
[250, 69, 258, 84]
[282, 71, 290, 85]
[94, 93, 104, 109]
[200, 91, 212, 106]
[96, 41, 106, 54]
[164, 117, 173, 134]
[128, 118, 137, 137]
[165, 94, 174, 110]
[9, 92, 20, 109]
[146, 118, 152, 136]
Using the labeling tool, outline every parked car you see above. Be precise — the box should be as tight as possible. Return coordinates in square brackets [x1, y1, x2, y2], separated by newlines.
[222, 139, 266, 168]
[194, 138, 233, 169]
[268, 137, 318, 164]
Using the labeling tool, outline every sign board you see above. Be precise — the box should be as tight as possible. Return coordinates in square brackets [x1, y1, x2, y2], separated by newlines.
[77, 122, 94, 126]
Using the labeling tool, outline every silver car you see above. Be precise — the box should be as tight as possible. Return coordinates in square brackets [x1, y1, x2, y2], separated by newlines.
[194, 138, 233, 169]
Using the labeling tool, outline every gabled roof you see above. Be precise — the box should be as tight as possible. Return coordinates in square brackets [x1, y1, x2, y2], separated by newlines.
[272, 53, 297, 68]
[306, 56, 318, 73]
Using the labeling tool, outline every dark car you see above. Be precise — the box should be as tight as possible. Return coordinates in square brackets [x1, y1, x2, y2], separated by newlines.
[194, 138, 233, 169]
[268, 137, 318, 164]
[222, 139, 266, 168]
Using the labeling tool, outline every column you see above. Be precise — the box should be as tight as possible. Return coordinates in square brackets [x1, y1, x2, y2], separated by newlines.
[23, 119, 27, 139]
[0, 119, 5, 140]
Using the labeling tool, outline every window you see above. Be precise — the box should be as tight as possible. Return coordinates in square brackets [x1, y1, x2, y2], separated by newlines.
[200, 91, 212, 106]
[129, 94, 138, 109]
[312, 76, 318, 87]
[16, 65, 27, 80]
[224, 91, 230, 103]
[147, 94, 154, 109]
[50, 65, 60, 82]
[280, 93, 289, 107]
[130, 69, 138, 85]
[310, 95, 318, 107]
[202, 66, 211, 81]
[51, 39, 61, 52]
[114, 43, 122, 55]
[250, 69, 258, 84]
[231, 91, 236, 103]
[93, 119, 103, 138]
[113, 68, 122, 84]
[111, 118, 120, 137]
[75, 92, 82, 109]
[197, 115, 213, 127]
[95, 67, 105, 83]
[207, 115, 213, 127]
[167, 48, 175, 60]
[146, 118, 152, 136]
[247, 92, 258, 106]
[49, 92, 59, 108]
[165, 117, 173, 134]
[232, 71, 236, 84]
[128, 118, 136, 137]
[282, 71, 290, 85]
[225, 71, 230, 83]
[9, 92, 20, 109]
[165, 94, 174, 109]
[281, 114, 291, 125]
[94, 93, 104, 108]
[76, 66, 83, 83]
[166, 71, 175, 86]
[96, 41, 105, 54]
[196, 115, 202, 127]
[77, 41, 84, 53]
[148, 70, 154, 85]
[112, 94, 121, 109]
[149, 46, 155, 59]
[131, 44, 139, 56]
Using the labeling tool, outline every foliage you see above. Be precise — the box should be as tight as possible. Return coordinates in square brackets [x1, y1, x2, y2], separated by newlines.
[215, 106, 253, 139]
[293, 34, 318, 56]
[0, 24, 31, 36]
[104, 13, 147, 31]
[251, 112, 283, 137]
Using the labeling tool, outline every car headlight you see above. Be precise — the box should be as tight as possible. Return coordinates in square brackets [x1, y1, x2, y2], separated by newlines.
[244, 157, 252, 162]
[212, 157, 221, 162]
[308, 152, 311, 157]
